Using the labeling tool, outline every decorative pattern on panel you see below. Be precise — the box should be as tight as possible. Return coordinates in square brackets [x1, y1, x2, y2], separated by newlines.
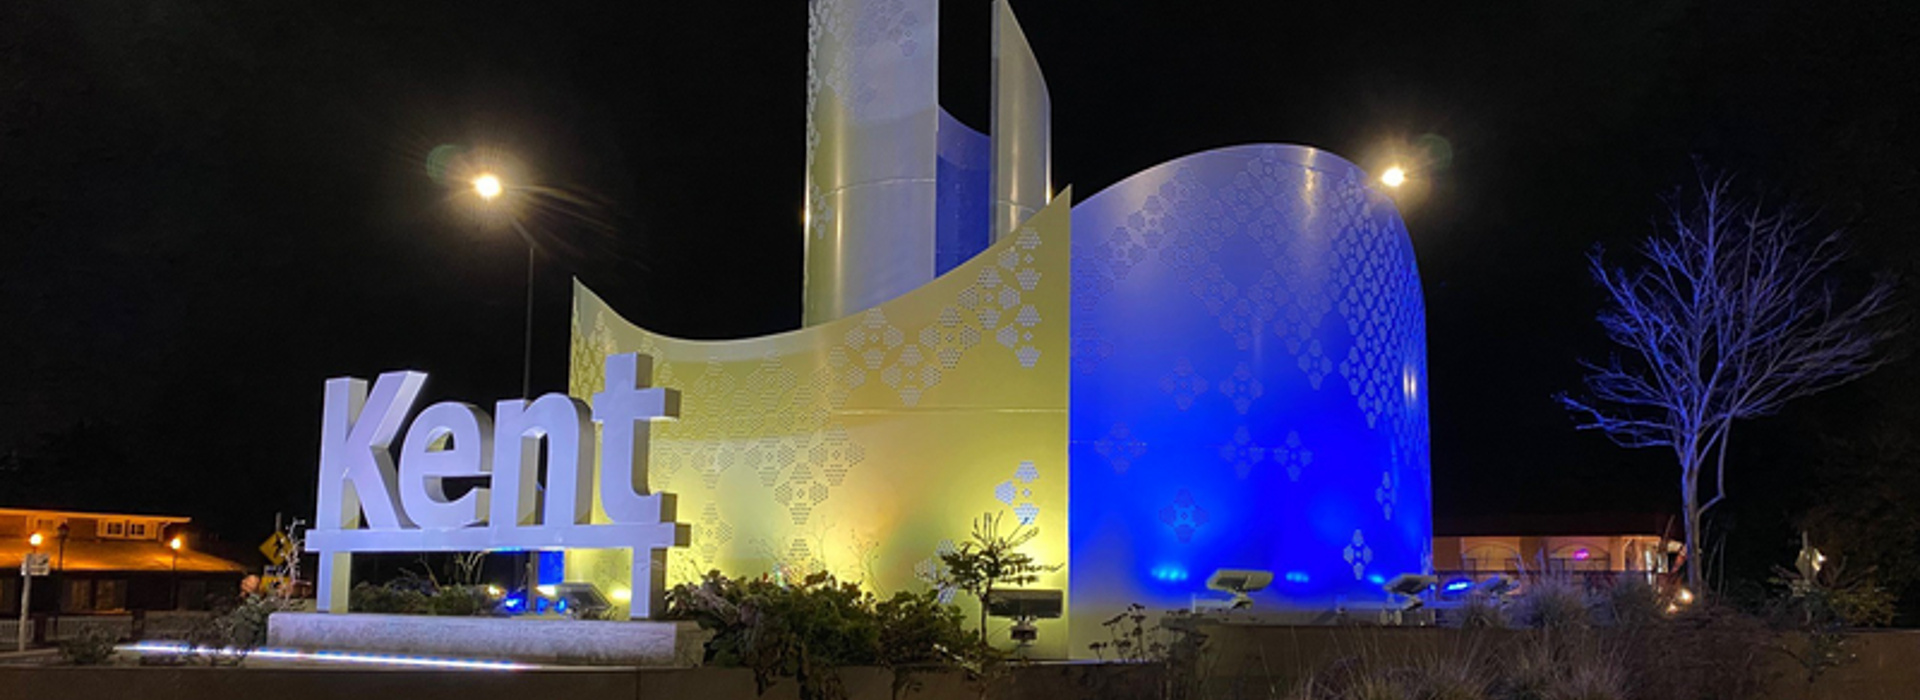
[1069, 145, 1430, 653]
[569, 193, 1071, 658]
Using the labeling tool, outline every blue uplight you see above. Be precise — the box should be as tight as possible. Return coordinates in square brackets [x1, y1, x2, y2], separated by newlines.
[1150, 565, 1190, 582]
[1366, 574, 1386, 586]
[1443, 578, 1474, 593]
[1284, 571, 1311, 584]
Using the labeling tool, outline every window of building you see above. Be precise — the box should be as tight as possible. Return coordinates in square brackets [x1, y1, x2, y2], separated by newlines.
[91, 579, 126, 611]
[29, 516, 64, 537]
[126, 521, 150, 539]
[62, 579, 93, 612]
[1461, 544, 1521, 572]
[1549, 545, 1610, 572]
[101, 520, 126, 538]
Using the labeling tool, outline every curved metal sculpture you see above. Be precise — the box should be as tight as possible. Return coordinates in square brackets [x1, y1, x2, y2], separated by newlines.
[564, 0, 1430, 656]
[1069, 145, 1430, 636]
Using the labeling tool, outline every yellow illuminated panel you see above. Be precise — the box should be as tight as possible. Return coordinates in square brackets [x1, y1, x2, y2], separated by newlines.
[568, 193, 1070, 655]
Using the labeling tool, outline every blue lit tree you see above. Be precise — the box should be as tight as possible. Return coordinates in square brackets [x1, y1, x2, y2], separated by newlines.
[1562, 171, 1898, 593]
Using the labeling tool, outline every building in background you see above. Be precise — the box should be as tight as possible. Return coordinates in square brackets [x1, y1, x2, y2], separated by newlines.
[0, 507, 248, 618]
[1431, 513, 1681, 589]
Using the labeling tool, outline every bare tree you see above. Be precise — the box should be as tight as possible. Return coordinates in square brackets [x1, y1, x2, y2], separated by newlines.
[1561, 171, 1898, 593]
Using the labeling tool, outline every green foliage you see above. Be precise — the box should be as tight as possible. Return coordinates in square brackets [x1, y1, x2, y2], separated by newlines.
[344, 580, 497, 616]
[350, 581, 430, 614]
[1766, 554, 1896, 684]
[1085, 605, 1211, 700]
[57, 626, 119, 665]
[425, 584, 496, 617]
[937, 511, 1062, 639]
[665, 570, 993, 700]
[173, 593, 300, 666]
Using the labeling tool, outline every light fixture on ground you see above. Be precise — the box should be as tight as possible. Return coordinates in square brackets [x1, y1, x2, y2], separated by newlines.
[1198, 569, 1273, 611]
[986, 589, 1063, 655]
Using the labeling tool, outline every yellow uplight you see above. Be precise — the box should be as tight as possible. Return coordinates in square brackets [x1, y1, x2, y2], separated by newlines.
[609, 587, 632, 603]
[473, 173, 504, 200]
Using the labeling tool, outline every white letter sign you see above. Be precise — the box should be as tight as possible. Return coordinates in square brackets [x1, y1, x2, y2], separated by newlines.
[306, 353, 688, 619]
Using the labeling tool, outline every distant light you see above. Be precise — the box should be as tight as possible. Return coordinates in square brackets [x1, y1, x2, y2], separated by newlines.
[486, 585, 504, 598]
[610, 587, 632, 603]
[473, 174, 504, 200]
[169, 536, 184, 551]
[1283, 571, 1310, 584]
[1380, 166, 1407, 188]
[1572, 548, 1590, 561]
[535, 585, 557, 598]
[27, 533, 43, 547]
[1150, 565, 1189, 582]
[1676, 588, 1695, 605]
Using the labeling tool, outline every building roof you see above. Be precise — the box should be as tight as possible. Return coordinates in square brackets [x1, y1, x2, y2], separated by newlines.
[0, 538, 247, 574]
[0, 507, 192, 523]
[1435, 512, 1680, 539]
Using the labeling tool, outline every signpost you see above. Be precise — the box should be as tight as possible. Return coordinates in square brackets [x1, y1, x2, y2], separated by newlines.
[17, 552, 49, 651]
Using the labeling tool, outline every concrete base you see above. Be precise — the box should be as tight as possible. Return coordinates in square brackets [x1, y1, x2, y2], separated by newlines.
[266, 613, 709, 667]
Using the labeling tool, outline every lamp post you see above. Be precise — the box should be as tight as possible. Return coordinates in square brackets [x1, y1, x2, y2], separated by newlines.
[471, 172, 536, 401]
[168, 536, 183, 610]
[53, 522, 67, 636]
[18, 533, 42, 651]
[471, 171, 542, 602]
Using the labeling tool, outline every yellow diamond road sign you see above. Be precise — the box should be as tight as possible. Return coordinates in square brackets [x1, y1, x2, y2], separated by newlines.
[259, 532, 291, 565]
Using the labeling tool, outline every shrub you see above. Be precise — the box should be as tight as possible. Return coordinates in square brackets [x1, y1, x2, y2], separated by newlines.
[57, 626, 119, 665]
[182, 593, 300, 664]
[1512, 576, 1592, 630]
[1454, 593, 1509, 629]
[350, 581, 429, 614]
[1599, 577, 1665, 628]
[425, 584, 496, 617]
[666, 570, 991, 700]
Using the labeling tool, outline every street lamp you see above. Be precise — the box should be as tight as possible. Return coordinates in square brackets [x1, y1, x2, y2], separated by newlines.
[1380, 166, 1408, 188]
[469, 170, 536, 401]
[473, 173, 503, 201]
[18, 533, 42, 651]
[168, 536, 183, 610]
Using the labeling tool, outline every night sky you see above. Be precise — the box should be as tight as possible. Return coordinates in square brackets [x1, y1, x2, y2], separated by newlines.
[4, 2, 1917, 575]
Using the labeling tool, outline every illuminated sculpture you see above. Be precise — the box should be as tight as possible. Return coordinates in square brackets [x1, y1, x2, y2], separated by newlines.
[570, 0, 1429, 655]
[309, 0, 1428, 660]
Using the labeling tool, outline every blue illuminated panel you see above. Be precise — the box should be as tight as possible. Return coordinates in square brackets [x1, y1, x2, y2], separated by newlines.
[1068, 145, 1431, 634]
[936, 109, 991, 275]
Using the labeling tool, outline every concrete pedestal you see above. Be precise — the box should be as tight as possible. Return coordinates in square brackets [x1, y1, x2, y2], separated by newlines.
[266, 613, 708, 667]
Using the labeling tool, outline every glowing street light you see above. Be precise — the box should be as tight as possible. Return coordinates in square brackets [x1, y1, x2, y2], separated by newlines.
[1380, 166, 1407, 188]
[169, 535, 184, 610]
[27, 533, 42, 548]
[473, 173, 504, 201]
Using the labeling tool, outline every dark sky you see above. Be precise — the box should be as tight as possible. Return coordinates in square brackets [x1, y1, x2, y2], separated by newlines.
[4, 1, 1917, 566]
